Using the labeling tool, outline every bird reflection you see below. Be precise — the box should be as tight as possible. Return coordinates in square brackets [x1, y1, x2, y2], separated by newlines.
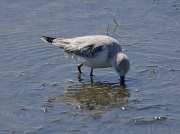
[78, 73, 127, 86]
[78, 73, 83, 82]
[78, 73, 93, 83]
[60, 75, 130, 110]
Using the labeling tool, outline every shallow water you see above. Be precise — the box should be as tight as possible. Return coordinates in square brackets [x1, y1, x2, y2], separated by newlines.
[0, 0, 180, 133]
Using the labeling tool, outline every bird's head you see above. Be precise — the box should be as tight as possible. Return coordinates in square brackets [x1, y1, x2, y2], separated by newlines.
[113, 52, 130, 85]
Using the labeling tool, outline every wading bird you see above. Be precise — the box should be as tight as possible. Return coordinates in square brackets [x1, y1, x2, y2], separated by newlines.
[41, 35, 130, 85]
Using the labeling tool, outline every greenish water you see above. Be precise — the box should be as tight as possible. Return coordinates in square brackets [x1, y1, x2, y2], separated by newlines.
[0, 0, 180, 133]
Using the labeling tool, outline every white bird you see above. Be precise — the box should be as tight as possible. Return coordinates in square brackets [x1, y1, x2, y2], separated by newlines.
[41, 35, 130, 85]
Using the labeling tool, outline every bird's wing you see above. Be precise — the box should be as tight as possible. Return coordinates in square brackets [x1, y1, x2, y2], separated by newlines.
[42, 36, 106, 58]
[70, 43, 104, 58]
[41, 36, 119, 58]
[64, 39, 105, 58]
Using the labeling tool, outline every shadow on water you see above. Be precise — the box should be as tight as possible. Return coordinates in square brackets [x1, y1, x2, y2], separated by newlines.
[58, 75, 130, 110]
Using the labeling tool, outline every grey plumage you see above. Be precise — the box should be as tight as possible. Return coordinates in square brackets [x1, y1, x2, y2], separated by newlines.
[41, 35, 130, 85]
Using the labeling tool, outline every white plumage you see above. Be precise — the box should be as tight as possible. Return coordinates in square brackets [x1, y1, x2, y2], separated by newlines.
[41, 35, 130, 84]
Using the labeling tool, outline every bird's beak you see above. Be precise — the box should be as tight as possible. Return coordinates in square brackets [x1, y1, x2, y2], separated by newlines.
[120, 76, 125, 85]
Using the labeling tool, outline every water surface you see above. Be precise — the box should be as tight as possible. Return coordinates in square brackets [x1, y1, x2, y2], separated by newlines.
[0, 0, 180, 133]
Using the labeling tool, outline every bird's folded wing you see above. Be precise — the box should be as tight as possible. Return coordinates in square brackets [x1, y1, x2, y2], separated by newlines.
[50, 38, 104, 58]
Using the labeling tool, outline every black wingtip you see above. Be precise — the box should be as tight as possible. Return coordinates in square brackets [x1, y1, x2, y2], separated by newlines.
[41, 36, 56, 43]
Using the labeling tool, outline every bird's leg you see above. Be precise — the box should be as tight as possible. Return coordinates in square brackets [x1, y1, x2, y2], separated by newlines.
[90, 68, 94, 76]
[120, 76, 125, 85]
[77, 64, 83, 73]
[90, 76, 93, 83]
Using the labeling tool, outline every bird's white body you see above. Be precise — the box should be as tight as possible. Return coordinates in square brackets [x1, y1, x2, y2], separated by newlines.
[41, 35, 130, 84]
[65, 48, 111, 69]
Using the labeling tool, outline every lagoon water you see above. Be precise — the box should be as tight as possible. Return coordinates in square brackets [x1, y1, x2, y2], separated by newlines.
[0, 0, 180, 133]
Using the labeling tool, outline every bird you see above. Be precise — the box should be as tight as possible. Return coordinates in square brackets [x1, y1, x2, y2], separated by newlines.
[41, 35, 130, 85]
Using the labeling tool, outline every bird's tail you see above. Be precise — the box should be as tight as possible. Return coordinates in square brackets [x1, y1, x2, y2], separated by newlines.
[41, 36, 56, 43]
[41, 36, 71, 49]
